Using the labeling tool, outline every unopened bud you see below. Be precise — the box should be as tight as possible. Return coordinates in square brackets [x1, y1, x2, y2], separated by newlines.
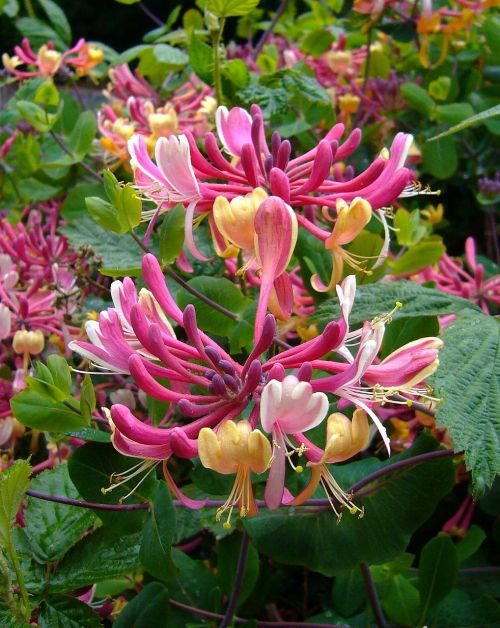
[13, 329, 45, 356]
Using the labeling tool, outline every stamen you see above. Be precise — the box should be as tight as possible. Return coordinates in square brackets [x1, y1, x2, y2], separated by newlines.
[101, 459, 159, 501]
[371, 301, 403, 326]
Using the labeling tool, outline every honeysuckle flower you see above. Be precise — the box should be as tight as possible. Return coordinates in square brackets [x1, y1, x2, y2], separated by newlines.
[212, 187, 268, 256]
[253, 196, 298, 340]
[311, 197, 372, 292]
[198, 420, 272, 526]
[2, 38, 96, 80]
[127, 104, 414, 262]
[0, 304, 11, 340]
[413, 237, 500, 316]
[260, 374, 329, 509]
[291, 410, 370, 519]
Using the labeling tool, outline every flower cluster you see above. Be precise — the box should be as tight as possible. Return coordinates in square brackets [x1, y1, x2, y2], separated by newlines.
[98, 64, 216, 167]
[70, 254, 442, 525]
[2, 38, 104, 80]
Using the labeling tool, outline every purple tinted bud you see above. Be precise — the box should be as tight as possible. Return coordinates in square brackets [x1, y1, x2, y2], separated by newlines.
[264, 155, 273, 177]
[297, 362, 312, 382]
[209, 374, 227, 396]
[223, 374, 239, 392]
[205, 346, 221, 366]
[271, 130, 281, 164]
[19, 297, 29, 319]
[276, 140, 291, 170]
[219, 360, 235, 375]
[240, 359, 262, 398]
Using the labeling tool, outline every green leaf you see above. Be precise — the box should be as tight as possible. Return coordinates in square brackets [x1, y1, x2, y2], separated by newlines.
[428, 76, 451, 101]
[24, 464, 95, 563]
[382, 574, 420, 626]
[68, 442, 155, 531]
[429, 312, 500, 496]
[48, 528, 142, 592]
[217, 532, 259, 607]
[114, 582, 170, 628]
[154, 43, 188, 69]
[222, 58, 250, 89]
[394, 208, 426, 247]
[389, 239, 446, 275]
[314, 281, 479, 329]
[422, 137, 458, 179]
[140, 484, 177, 582]
[0, 460, 31, 547]
[427, 590, 500, 627]
[16, 100, 60, 133]
[203, 0, 260, 17]
[34, 80, 60, 108]
[456, 525, 486, 563]
[79, 374, 96, 422]
[62, 428, 111, 443]
[38, 595, 100, 627]
[381, 316, 439, 359]
[427, 104, 500, 141]
[67, 111, 97, 159]
[15, 16, 66, 48]
[62, 183, 105, 222]
[301, 29, 335, 57]
[188, 34, 213, 85]
[61, 216, 145, 276]
[434, 103, 475, 126]
[176, 276, 250, 336]
[46, 354, 72, 397]
[401, 83, 435, 116]
[159, 205, 185, 265]
[244, 436, 454, 575]
[85, 197, 124, 234]
[37, 0, 72, 45]
[11, 389, 88, 432]
[331, 568, 366, 617]
[418, 535, 459, 621]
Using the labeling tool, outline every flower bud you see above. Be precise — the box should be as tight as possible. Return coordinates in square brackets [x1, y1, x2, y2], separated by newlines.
[13, 329, 45, 356]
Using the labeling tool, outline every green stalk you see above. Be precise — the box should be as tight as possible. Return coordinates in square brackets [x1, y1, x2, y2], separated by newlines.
[23, 0, 36, 17]
[4, 539, 30, 622]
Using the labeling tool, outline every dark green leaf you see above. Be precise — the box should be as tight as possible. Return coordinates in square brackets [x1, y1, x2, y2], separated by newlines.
[48, 528, 142, 592]
[37, 0, 72, 44]
[422, 136, 458, 178]
[15, 16, 66, 48]
[430, 312, 500, 495]
[38, 595, 100, 628]
[427, 590, 500, 627]
[176, 276, 250, 336]
[114, 582, 170, 628]
[244, 436, 454, 575]
[25, 464, 95, 563]
[0, 460, 31, 547]
[418, 534, 459, 620]
[68, 442, 155, 530]
[428, 104, 500, 141]
[331, 568, 366, 617]
[314, 281, 479, 329]
[140, 484, 177, 582]
[401, 83, 435, 116]
[456, 525, 486, 563]
[382, 575, 420, 626]
[159, 205, 185, 265]
[67, 111, 97, 158]
[62, 183, 105, 222]
[381, 316, 439, 359]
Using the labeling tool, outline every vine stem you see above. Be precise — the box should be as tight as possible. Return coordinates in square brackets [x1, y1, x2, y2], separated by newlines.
[253, 0, 289, 60]
[169, 598, 345, 627]
[49, 131, 103, 182]
[220, 530, 251, 628]
[362, 27, 374, 92]
[360, 562, 387, 628]
[25, 449, 457, 512]
[138, 2, 164, 27]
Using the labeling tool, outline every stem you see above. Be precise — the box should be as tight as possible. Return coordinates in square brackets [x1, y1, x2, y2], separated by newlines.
[169, 598, 345, 627]
[360, 562, 386, 628]
[23, 0, 35, 17]
[138, 2, 164, 27]
[362, 27, 374, 92]
[220, 531, 251, 628]
[253, 0, 289, 59]
[212, 19, 226, 105]
[5, 538, 30, 622]
[26, 489, 150, 511]
[49, 131, 103, 182]
[349, 449, 457, 497]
